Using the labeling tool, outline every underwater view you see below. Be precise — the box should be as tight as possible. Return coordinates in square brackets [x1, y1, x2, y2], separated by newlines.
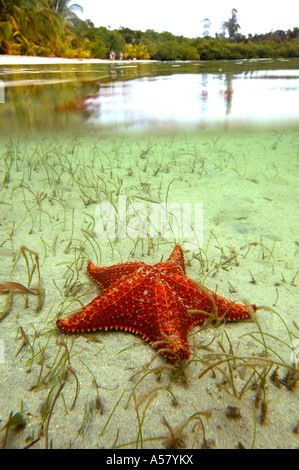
[0, 58, 298, 449]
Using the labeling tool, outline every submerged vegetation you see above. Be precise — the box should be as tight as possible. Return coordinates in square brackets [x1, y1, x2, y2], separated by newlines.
[0, 132, 298, 448]
[0, 1, 298, 59]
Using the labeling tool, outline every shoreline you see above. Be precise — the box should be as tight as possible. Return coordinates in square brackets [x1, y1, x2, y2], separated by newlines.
[0, 54, 156, 65]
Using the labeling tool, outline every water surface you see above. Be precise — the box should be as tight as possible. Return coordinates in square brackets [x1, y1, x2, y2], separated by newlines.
[1, 58, 298, 132]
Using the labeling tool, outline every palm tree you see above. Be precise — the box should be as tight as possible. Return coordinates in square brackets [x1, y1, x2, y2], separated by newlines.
[0, 0, 89, 56]
[47, 0, 85, 49]
[223, 8, 240, 41]
[0, 0, 63, 54]
[48, 0, 83, 21]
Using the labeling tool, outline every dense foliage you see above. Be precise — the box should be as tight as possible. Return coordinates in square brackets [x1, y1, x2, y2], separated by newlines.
[0, 1, 298, 60]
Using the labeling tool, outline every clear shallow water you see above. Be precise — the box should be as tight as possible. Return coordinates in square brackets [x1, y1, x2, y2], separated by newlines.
[1, 58, 299, 449]
[1, 128, 298, 449]
[0, 58, 299, 132]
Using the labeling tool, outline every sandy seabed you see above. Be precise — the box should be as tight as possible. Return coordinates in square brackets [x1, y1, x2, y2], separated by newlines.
[0, 126, 298, 449]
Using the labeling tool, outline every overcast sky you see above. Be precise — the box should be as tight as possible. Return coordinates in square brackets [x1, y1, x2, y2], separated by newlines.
[75, 0, 299, 38]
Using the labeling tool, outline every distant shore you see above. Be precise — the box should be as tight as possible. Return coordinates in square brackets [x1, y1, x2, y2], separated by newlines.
[0, 55, 155, 65]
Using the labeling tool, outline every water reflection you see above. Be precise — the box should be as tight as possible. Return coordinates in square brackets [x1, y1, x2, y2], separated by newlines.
[85, 68, 299, 130]
[0, 59, 298, 132]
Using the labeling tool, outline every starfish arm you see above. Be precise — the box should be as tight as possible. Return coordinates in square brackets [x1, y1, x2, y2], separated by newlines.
[154, 283, 192, 361]
[193, 282, 256, 320]
[211, 291, 255, 320]
[87, 260, 145, 289]
[167, 274, 255, 321]
[165, 245, 186, 274]
[56, 268, 162, 344]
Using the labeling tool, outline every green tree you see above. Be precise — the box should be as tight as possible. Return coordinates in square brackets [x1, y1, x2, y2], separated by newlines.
[132, 42, 150, 59]
[201, 18, 211, 38]
[223, 8, 240, 41]
[0, 0, 89, 56]
[119, 26, 136, 44]
[47, 0, 85, 46]
[48, 0, 83, 18]
[0, 0, 63, 54]
[123, 42, 150, 59]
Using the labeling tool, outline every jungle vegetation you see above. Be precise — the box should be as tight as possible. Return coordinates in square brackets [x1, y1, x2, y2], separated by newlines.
[0, 1, 298, 60]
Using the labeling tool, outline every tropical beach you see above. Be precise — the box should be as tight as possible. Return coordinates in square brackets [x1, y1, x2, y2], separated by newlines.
[0, 54, 152, 65]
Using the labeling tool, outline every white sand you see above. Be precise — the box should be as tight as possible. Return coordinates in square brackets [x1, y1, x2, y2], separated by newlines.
[0, 54, 154, 65]
[0, 129, 298, 449]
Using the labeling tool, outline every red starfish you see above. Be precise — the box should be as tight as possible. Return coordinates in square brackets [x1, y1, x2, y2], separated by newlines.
[56, 246, 256, 361]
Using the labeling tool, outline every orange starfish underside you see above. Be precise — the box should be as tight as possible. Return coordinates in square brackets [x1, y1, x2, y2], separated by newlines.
[56, 245, 256, 361]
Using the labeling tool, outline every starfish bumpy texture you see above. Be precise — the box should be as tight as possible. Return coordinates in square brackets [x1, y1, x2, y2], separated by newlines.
[56, 245, 256, 361]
